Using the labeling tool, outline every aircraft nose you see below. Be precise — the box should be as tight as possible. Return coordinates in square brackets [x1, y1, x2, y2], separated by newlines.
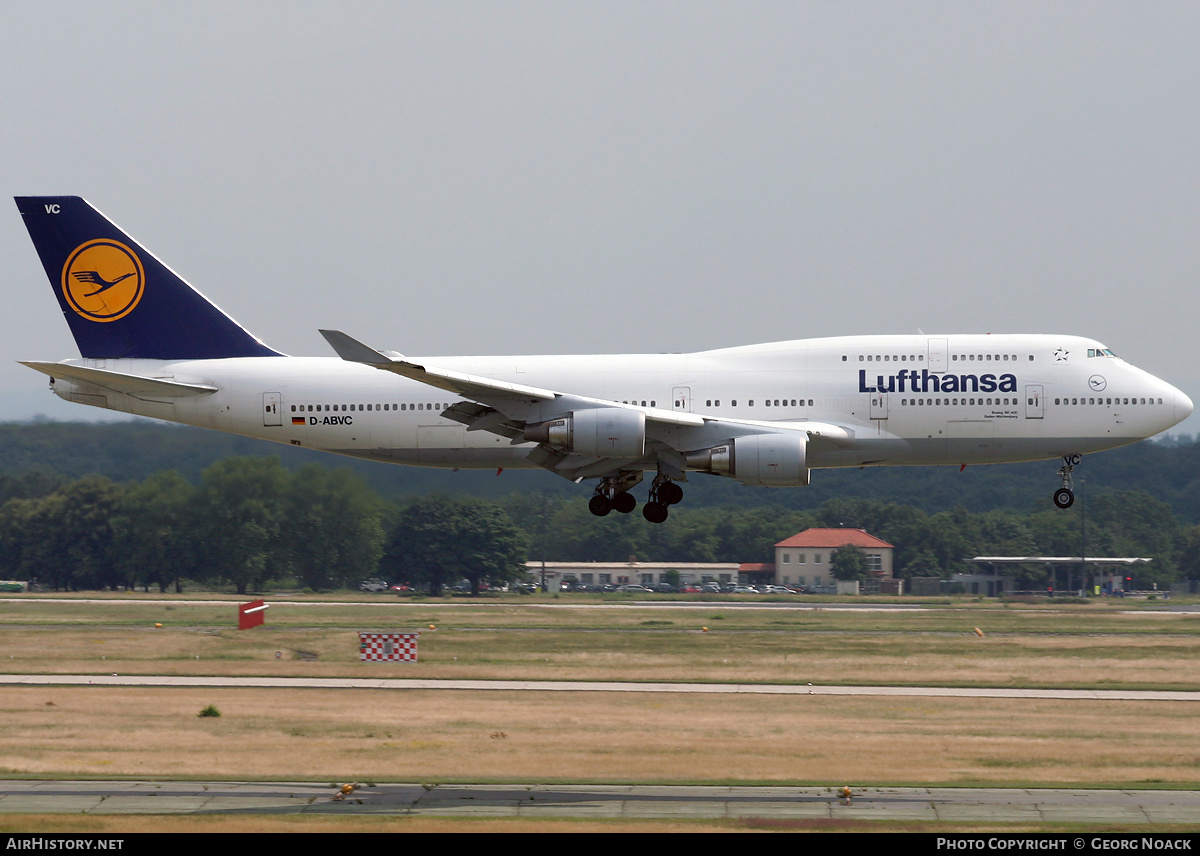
[1176, 387, 1194, 424]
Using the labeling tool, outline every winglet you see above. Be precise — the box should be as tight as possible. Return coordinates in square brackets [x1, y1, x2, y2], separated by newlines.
[320, 329, 556, 401]
[319, 330, 404, 365]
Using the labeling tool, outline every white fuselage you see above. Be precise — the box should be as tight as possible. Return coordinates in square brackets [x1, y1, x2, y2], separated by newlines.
[42, 333, 1192, 474]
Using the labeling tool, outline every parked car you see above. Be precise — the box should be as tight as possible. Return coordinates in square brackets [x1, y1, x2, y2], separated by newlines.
[359, 579, 389, 592]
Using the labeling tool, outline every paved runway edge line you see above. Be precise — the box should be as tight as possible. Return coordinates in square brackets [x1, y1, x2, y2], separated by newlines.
[0, 675, 1197, 701]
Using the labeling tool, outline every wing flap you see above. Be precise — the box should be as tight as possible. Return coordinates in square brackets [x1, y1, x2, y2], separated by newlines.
[697, 417, 855, 446]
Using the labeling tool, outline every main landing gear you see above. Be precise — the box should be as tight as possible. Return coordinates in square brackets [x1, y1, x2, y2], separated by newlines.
[642, 474, 683, 524]
[588, 491, 636, 516]
[586, 472, 684, 524]
[1053, 454, 1081, 509]
[588, 472, 642, 518]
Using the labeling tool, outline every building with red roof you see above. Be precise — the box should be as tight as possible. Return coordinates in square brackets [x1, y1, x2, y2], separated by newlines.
[772, 528, 894, 588]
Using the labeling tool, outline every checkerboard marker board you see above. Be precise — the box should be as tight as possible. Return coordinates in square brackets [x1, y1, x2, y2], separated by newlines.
[359, 632, 419, 662]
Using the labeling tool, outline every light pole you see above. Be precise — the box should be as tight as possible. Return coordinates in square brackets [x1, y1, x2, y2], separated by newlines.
[1079, 475, 1087, 596]
[539, 494, 549, 593]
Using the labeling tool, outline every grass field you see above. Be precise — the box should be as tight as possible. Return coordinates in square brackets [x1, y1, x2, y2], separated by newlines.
[1, 593, 1197, 831]
[3, 687, 1199, 787]
[2, 593, 1197, 690]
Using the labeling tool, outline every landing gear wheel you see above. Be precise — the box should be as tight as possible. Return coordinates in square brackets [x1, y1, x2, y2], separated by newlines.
[1054, 456, 1080, 510]
[589, 494, 612, 517]
[658, 482, 683, 506]
[612, 492, 637, 514]
[642, 501, 669, 524]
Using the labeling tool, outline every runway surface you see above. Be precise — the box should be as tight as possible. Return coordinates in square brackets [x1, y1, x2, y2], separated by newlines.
[0, 780, 1198, 822]
[1, 673, 1198, 702]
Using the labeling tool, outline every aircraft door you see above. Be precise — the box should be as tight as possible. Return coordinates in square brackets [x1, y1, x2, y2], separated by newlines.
[870, 392, 889, 420]
[263, 392, 282, 426]
[927, 338, 948, 373]
[672, 386, 692, 413]
[1024, 384, 1044, 419]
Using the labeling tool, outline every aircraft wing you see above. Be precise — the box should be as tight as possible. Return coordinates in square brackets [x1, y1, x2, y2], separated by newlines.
[320, 329, 706, 428]
[20, 361, 218, 399]
[320, 329, 853, 480]
[320, 329, 559, 404]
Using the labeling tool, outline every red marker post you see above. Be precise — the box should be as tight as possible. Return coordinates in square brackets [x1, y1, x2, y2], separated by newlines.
[238, 599, 269, 630]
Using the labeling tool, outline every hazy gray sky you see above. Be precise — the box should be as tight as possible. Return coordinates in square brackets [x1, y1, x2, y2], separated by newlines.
[4, 2, 1198, 433]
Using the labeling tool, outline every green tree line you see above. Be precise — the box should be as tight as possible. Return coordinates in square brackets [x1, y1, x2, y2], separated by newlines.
[3, 422, 1200, 522]
[0, 457, 536, 594]
[1, 453, 1197, 592]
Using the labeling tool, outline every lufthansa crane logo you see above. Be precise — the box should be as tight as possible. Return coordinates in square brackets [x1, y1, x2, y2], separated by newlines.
[61, 239, 145, 322]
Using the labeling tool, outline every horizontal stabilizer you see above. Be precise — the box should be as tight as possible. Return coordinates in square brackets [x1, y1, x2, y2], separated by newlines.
[21, 361, 217, 398]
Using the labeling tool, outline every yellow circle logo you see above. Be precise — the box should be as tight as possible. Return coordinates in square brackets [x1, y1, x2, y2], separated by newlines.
[61, 239, 145, 322]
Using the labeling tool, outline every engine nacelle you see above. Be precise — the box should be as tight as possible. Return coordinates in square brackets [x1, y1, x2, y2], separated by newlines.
[523, 407, 646, 458]
[685, 433, 810, 487]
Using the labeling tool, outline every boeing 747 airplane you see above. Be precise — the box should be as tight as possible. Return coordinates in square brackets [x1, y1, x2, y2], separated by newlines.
[15, 196, 1193, 522]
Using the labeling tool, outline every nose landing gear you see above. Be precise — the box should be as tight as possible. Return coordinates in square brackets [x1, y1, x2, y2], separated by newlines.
[1053, 455, 1080, 509]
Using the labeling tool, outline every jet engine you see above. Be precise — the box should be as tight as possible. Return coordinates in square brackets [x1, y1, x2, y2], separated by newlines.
[685, 433, 809, 487]
[523, 407, 646, 458]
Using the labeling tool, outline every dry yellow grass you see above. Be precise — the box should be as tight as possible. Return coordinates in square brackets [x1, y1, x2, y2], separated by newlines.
[1, 686, 1197, 787]
[2, 622, 1198, 690]
[2, 596, 1198, 800]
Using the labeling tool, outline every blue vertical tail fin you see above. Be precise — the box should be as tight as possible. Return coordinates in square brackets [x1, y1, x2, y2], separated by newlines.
[15, 196, 281, 360]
